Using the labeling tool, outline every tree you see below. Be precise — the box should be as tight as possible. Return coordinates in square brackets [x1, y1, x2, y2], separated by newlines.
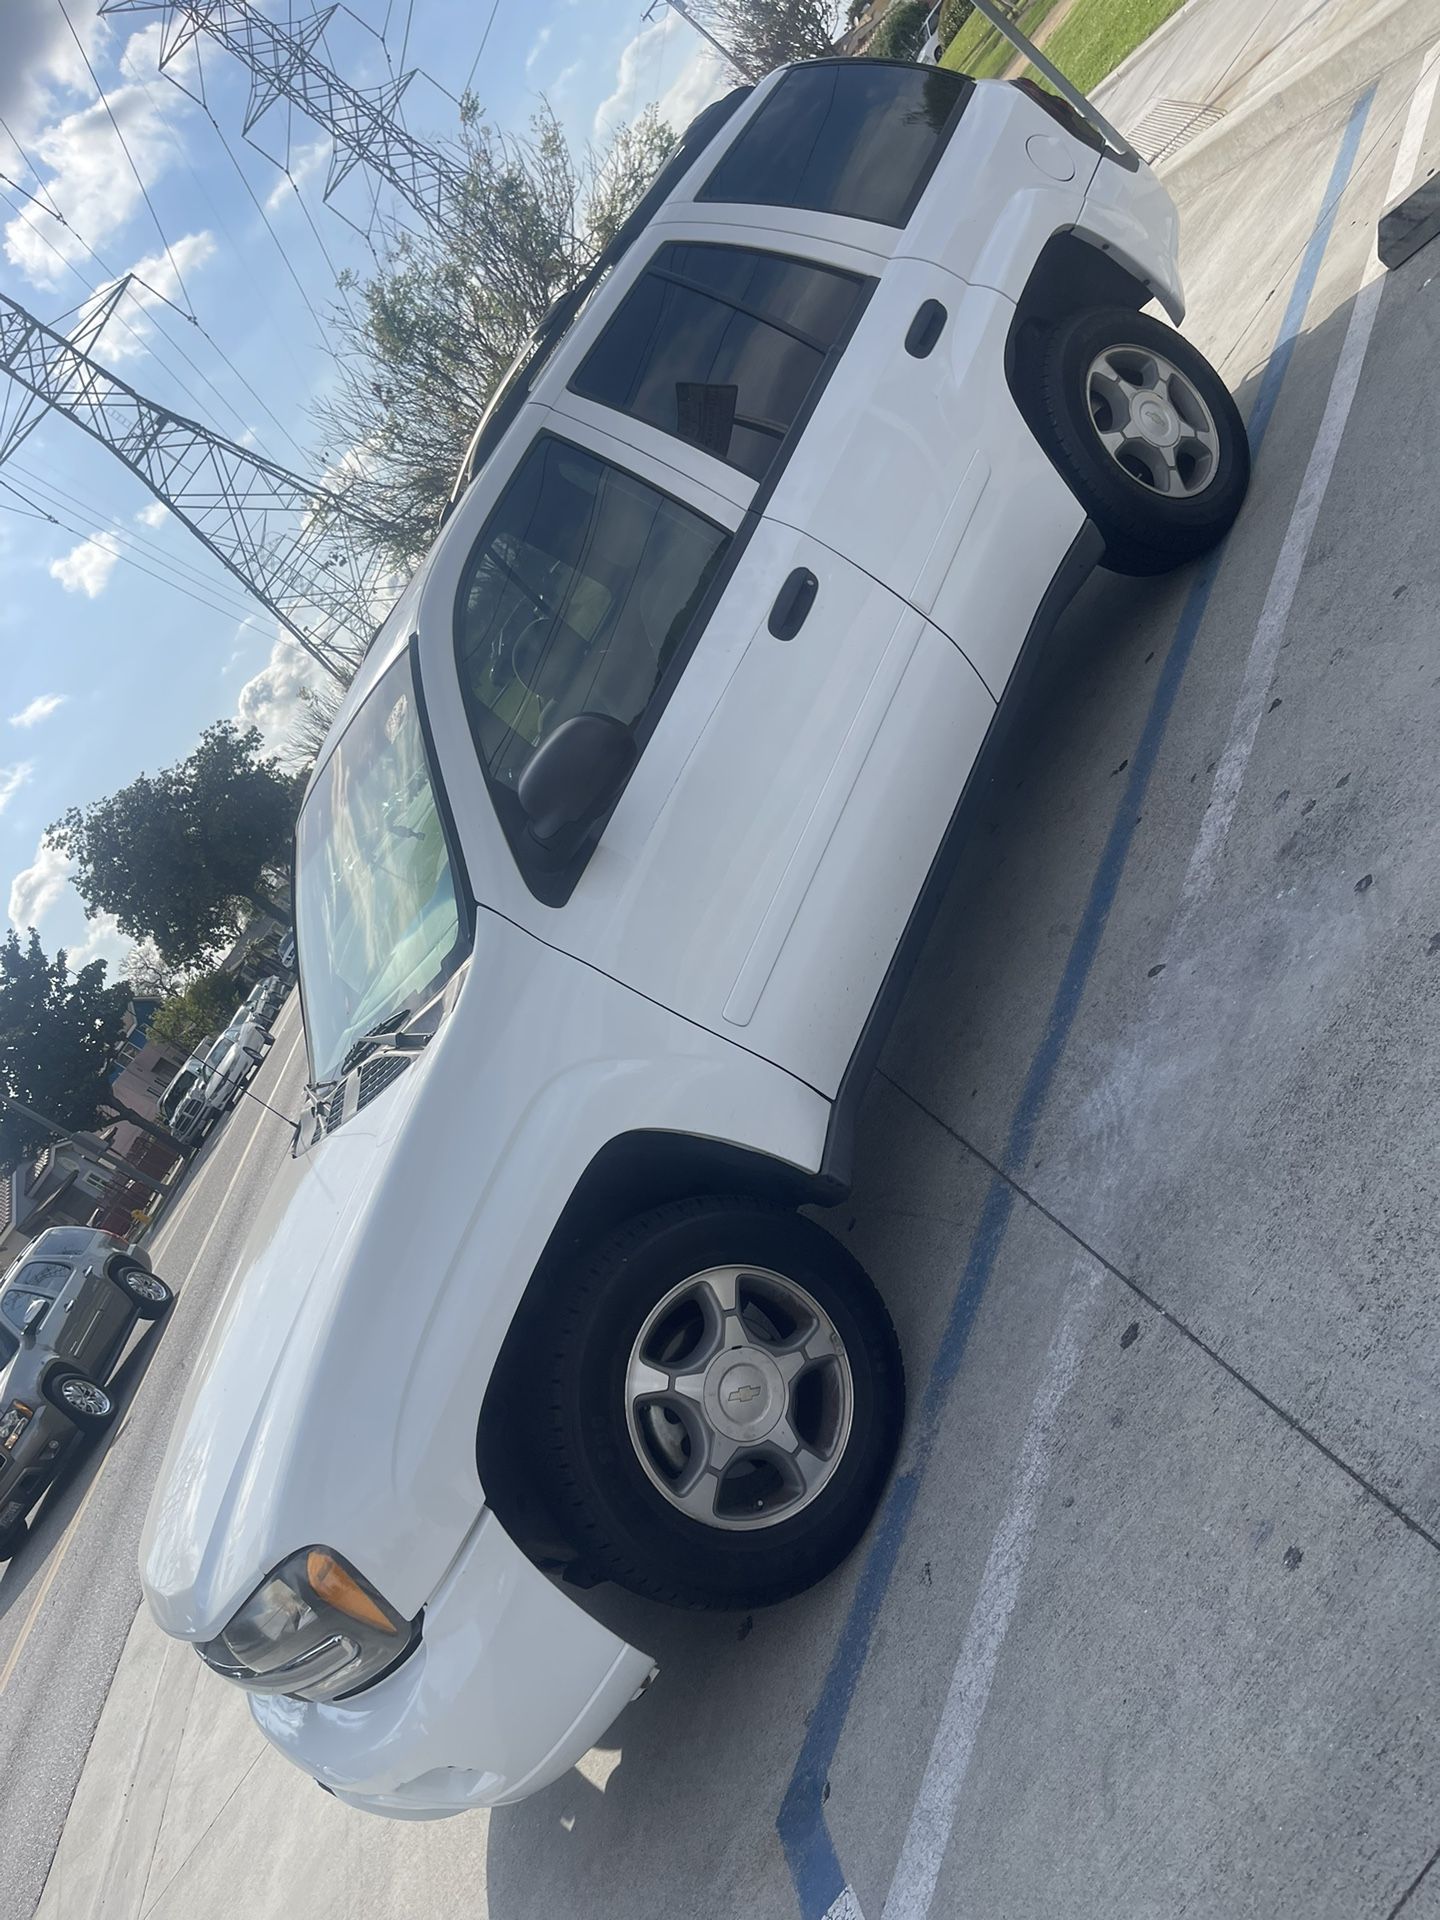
[315, 101, 676, 565]
[149, 969, 242, 1057]
[0, 929, 172, 1168]
[939, 0, 974, 47]
[687, 0, 842, 79]
[48, 722, 302, 972]
[869, 0, 928, 58]
[285, 674, 347, 771]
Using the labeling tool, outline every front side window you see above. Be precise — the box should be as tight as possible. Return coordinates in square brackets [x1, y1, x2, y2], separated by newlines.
[699, 61, 969, 227]
[455, 436, 729, 804]
[1, 1288, 50, 1334]
[571, 243, 867, 482]
[295, 648, 468, 1085]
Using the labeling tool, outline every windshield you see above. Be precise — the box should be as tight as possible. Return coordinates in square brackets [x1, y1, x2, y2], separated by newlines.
[160, 1069, 200, 1125]
[295, 645, 467, 1085]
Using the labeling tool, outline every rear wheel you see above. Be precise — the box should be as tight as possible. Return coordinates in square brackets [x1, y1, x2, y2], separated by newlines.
[1036, 306, 1250, 576]
[0, 1516, 27, 1561]
[535, 1198, 904, 1610]
[110, 1258, 173, 1321]
[44, 1372, 115, 1434]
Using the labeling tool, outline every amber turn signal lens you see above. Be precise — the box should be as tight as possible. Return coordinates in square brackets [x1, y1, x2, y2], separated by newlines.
[306, 1552, 398, 1633]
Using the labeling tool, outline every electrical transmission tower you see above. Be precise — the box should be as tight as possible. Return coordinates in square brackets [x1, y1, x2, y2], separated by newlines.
[0, 288, 381, 681]
[101, 0, 469, 241]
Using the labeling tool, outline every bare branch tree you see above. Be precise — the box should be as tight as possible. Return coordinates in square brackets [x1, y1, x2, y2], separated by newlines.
[685, 0, 843, 80]
[313, 101, 677, 568]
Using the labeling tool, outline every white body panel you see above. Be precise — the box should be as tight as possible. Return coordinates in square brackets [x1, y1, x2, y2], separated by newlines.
[141, 59, 1191, 1819]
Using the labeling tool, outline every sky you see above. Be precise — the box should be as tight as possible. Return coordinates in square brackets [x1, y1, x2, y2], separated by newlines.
[0, 0, 730, 976]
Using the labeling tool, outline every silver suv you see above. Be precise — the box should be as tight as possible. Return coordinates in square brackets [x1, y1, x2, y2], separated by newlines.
[0, 1228, 173, 1559]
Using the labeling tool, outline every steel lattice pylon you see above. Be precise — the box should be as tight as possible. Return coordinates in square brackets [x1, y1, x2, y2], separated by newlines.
[0, 289, 381, 681]
[101, 0, 467, 239]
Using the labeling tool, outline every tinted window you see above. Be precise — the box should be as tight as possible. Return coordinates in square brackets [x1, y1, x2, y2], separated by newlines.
[19, 1261, 70, 1293]
[699, 62, 968, 227]
[455, 436, 729, 798]
[571, 243, 867, 482]
[1, 1288, 50, 1334]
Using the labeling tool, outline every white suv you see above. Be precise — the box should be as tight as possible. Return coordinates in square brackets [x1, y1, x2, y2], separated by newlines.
[142, 62, 1248, 1818]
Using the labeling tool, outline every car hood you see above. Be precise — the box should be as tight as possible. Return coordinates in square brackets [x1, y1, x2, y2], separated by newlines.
[140, 1020, 509, 1641]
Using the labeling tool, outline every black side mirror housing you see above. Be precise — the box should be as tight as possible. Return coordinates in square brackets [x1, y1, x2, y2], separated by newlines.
[518, 714, 638, 846]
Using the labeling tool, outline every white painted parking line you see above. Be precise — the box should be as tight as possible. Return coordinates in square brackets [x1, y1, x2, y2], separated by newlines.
[1176, 45, 1440, 926]
[879, 1267, 1100, 1920]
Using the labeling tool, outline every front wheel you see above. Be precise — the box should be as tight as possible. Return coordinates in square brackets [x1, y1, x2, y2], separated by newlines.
[536, 1198, 904, 1610]
[44, 1372, 115, 1434]
[1036, 306, 1250, 576]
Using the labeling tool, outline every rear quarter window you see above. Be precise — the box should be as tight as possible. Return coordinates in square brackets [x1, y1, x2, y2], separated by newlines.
[698, 61, 971, 227]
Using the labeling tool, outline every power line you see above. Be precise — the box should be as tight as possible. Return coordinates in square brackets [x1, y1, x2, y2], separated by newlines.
[55, 0, 200, 319]
[7, 456, 272, 618]
[463, 0, 503, 98]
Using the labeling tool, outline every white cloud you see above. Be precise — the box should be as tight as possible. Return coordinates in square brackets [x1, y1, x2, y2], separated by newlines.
[657, 45, 731, 132]
[236, 636, 322, 742]
[8, 693, 67, 729]
[594, 15, 677, 141]
[117, 19, 198, 91]
[0, 0, 95, 139]
[49, 531, 120, 598]
[9, 836, 70, 928]
[4, 81, 181, 289]
[0, 763, 34, 814]
[135, 500, 169, 528]
[264, 137, 331, 214]
[65, 910, 126, 973]
[83, 230, 217, 361]
[593, 14, 731, 142]
[526, 25, 554, 73]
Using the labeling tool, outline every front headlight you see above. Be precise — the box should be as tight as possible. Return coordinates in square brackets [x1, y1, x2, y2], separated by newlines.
[197, 1548, 418, 1703]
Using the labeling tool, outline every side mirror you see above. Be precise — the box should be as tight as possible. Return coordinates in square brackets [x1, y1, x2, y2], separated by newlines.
[518, 714, 638, 846]
[21, 1298, 46, 1340]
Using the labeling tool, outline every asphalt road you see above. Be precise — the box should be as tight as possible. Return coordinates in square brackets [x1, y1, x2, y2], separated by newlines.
[0, 998, 308, 1920]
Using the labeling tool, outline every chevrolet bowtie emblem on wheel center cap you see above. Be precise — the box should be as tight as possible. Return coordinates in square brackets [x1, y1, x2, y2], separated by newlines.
[727, 1382, 762, 1406]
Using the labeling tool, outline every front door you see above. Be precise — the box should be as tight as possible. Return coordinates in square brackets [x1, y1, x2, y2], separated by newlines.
[420, 400, 995, 1098]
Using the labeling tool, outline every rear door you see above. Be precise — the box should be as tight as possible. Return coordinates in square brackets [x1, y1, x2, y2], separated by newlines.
[653, 60, 1093, 697]
[31, 1256, 127, 1372]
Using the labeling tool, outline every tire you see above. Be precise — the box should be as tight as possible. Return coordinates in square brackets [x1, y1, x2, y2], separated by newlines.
[534, 1197, 904, 1610]
[110, 1258, 173, 1321]
[1035, 306, 1250, 576]
[0, 1516, 27, 1561]
[44, 1371, 115, 1433]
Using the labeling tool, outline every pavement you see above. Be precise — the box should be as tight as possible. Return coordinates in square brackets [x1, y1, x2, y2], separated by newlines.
[12, 2, 1440, 1915]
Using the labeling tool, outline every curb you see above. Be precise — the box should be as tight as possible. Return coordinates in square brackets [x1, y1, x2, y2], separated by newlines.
[1160, 0, 1440, 194]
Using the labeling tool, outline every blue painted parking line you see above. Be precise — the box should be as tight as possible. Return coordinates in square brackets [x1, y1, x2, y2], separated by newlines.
[776, 85, 1377, 1920]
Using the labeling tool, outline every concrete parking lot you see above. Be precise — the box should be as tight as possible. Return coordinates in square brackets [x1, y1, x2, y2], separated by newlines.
[9, 1, 1440, 1915]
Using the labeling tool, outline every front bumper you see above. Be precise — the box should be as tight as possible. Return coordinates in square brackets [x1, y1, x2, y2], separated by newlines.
[248, 1510, 656, 1819]
[0, 1406, 74, 1528]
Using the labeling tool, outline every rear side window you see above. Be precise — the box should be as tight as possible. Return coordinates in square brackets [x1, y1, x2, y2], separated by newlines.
[571, 243, 868, 483]
[698, 62, 970, 227]
[18, 1261, 69, 1293]
[456, 434, 728, 797]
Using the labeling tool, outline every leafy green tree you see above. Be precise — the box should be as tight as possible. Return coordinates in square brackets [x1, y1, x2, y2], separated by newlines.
[48, 722, 301, 972]
[149, 970, 244, 1057]
[316, 102, 676, 565]
[0, 930, 172, 1168]
[939, 0, 974, 45]
[869, 0, 928, 58]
